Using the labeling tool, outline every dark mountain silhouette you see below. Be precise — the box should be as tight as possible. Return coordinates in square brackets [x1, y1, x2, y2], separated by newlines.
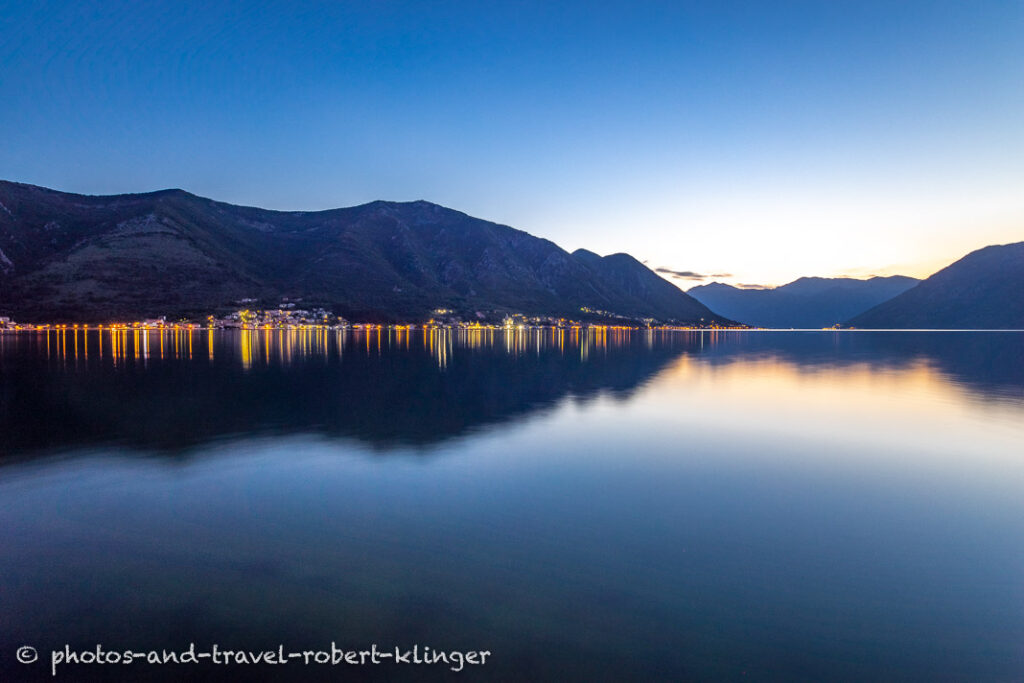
[848, 242, 1024, 329]
[687, 276, 919, 328]
[0, 180, 725, 324]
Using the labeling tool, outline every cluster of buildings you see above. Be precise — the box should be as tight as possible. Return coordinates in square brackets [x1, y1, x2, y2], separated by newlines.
[211, 305, 345, 329]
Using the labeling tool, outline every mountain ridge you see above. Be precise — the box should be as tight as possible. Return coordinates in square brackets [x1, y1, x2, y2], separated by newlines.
[688, 275, 920, 328]
[0, 180, 727, 324]
[847, 242, 1024, 329]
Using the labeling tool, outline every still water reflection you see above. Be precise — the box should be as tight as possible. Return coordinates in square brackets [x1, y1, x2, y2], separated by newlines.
[0, 329, 1022, 681]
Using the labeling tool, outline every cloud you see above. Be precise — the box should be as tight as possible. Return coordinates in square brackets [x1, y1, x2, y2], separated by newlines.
[655, 268, 733, 281]
[837, 272, 881, 279]
[737, 283, 770, 289]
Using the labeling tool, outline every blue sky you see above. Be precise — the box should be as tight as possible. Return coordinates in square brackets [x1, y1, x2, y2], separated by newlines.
[2, 1, 1022, 286]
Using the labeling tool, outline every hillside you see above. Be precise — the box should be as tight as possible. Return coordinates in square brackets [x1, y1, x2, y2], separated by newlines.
[0, 181, 725, 324]
[848, 242, 1024, 329]
[688, 276, 919, 328]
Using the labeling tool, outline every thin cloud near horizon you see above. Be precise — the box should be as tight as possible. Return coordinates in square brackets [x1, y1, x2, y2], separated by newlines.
[655, 268, 733, 282]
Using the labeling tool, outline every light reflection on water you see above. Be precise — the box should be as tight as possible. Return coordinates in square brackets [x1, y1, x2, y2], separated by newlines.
[0, 330, 1022, 681]
[0, 325, 684, 370]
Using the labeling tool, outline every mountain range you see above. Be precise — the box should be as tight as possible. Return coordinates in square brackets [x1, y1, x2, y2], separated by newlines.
[688, 276, 920, 328]
[848, 242, 1024, 329]
[2, 180, 1021, 328]
[0, 181, 723, 324]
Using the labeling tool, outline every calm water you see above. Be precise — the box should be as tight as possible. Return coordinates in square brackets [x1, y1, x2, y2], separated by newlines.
[1, 328, 1022, 681]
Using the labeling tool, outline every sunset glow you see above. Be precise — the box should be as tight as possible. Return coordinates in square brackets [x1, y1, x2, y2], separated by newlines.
[2, 2, 1020, 286]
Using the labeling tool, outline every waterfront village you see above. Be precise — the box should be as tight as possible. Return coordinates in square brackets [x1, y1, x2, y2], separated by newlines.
[0, 298, 742, 332]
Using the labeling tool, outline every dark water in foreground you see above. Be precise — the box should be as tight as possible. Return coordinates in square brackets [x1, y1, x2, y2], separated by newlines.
[1, 328, 1022, 681]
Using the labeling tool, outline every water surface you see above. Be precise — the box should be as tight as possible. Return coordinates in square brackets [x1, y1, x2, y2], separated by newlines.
[1, 329, 1022, 681]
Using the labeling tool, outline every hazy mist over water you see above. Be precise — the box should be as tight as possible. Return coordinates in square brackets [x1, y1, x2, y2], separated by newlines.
[1, 329, 1022, 680]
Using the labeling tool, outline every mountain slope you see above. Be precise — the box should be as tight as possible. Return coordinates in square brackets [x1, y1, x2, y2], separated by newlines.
[688, 276, 919, 328]
[848, 242, 1024, 329]
[0, 181, 724, 324]
[571, 249, 719, 322]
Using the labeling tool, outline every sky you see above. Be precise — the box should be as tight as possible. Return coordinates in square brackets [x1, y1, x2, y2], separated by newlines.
[1, 0, 1022, 287]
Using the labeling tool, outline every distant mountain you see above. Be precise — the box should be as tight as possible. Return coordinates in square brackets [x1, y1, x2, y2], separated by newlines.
[848, 242, 1024, 329]
[687, 276, 919, 328]
[0, 181, 726, 324]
